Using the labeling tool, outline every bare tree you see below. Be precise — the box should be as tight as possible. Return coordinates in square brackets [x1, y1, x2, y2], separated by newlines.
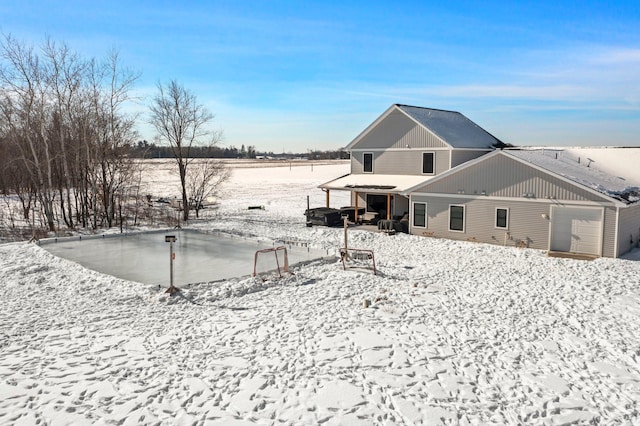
[0, 34, 58, 231]
[148, 80, 224, 221]
[43, 38, 87, 228]
[1, 34, 140, 235]
[186, 158, 230, 218]
[89, 50, 140, 228]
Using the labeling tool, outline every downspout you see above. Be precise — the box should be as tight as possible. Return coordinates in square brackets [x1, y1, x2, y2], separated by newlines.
[614, 206, 620, 258]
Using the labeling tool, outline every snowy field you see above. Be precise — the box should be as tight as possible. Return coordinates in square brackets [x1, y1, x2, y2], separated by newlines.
[2, 161, 640, 425]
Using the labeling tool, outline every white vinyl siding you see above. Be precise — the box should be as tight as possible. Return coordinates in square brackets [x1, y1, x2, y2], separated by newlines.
[417, 153, 610, 203]
[617, 204, 640, 256]
[352, 149, 450, 175]
[350, 109, 449, 150]
[495, 207, 509, 229]
[412, 202, 427, 228]
[450, 150, 492, 168]
[409, 196, 617, 257]
[449, 205, 465, 232]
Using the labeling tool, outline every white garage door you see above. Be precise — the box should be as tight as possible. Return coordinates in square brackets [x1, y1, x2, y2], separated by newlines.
[550, 206, 603, 256]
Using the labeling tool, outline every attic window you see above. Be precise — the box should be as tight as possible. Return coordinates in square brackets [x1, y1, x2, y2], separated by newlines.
[422, 152, 434, 174]
[363, 152, 373, 173]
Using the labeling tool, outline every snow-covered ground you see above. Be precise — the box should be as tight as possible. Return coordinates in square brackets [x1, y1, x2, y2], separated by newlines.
[2, 161, 640, 425]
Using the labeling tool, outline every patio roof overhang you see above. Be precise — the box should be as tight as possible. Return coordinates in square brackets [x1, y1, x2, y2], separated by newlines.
[319, 174, 432, 195]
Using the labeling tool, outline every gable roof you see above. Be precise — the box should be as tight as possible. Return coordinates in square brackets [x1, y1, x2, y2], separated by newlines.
[405, 148, 639, 206]
[505, 148, 640, 205]
[396, 105, 502, 149]
[346, 104, 502, 150]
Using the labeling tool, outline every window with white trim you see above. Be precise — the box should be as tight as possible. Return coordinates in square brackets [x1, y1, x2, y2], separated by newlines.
[363, 152, 373, 173]
[412, 202, 427, 228]
[422, 152, 435, 174]
[495, 207, 509, 229]
[449, 205, 465, 232]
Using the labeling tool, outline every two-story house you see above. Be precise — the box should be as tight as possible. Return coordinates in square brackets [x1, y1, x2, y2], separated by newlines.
[320, 104, 640, 258]
[319, 104, 501, 223]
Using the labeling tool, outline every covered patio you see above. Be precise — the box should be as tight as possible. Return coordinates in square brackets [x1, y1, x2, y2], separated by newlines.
[318, 174, 431, 225]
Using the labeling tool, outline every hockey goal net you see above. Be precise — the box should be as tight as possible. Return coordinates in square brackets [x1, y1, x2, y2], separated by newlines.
[339, 248, 377, 275]
[253, 246, 290, 280]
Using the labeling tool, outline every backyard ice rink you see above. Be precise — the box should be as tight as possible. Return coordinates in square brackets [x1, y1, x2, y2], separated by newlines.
[2, 160, 640, 425]
[40, 229, 329, 286]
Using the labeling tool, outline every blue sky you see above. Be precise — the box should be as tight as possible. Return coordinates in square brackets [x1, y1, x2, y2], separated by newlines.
[2, 0, 640, 151]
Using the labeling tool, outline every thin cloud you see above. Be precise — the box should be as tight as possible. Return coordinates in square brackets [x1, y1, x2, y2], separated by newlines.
[589, 47, 640, 65]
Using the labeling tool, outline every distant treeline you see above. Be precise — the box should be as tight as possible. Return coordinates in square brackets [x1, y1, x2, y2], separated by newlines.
[130, 140, 350, 160]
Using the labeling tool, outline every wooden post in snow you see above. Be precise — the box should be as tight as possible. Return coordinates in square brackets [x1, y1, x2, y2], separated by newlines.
[354, 192, 359, 224]
[165, 235, 180, 294]
[343, 214, 349, 260]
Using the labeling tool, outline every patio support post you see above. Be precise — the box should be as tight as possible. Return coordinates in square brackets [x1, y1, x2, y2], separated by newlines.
[387, 193, 391, 220]
[326, 189, 330, 208]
